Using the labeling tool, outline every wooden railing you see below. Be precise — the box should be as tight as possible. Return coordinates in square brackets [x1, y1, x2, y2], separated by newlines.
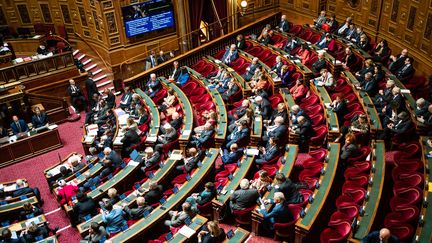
[0, 51, 75, 84]
[121, 12, 281, 86]
[26, 93, 70, 123]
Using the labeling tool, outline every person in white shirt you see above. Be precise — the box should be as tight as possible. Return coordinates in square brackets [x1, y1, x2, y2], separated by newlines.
[311, 68, 334, 88]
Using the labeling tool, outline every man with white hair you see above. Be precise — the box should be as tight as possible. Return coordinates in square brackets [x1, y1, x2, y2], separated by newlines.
[158, 123, 178, 144]
[313, 10, 327, 29]
[222, 44, 238, 65]
[261, 192, 293, 231]
[103, 147, 122, 167]
[145, 73, 161, 98]
[389, 48, 409, 73]
[176, 147, 202, 173]
[243, 57, 261, 81]
[189, 123, 215, 148]
[374, 79, 395, 109]
[100, 188, 120, 209]
[255, 95, 272, 120]
[164, 202, 196, 227]
[123, 196, 153, 220]
[271, 56, 283, 74]
[69, 154, 85, 173]
[67, 79, 87, 112]
[229, 99, 250, 122]
[311, 68, 334, 88]
[13, 179, 42, 202]
[142, 145, 162, 169]
[229, 179, 260, 211]
[415, 98, 428, 117]
[262, 116, 287, 145]
[291, 104, 310, 125]
[278, 15, 289, 32]
[169, 111, 183, 131]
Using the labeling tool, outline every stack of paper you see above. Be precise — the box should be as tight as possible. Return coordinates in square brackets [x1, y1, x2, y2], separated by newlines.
[178, 225, 196, 238]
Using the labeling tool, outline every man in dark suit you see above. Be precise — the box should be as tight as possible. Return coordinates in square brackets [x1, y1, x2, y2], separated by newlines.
[417, 104, 432, 135]
[258, 31, 271, 45]
[176, 147, 202, 173]
[121, 128, 140, 157]
[235, 34, 246, 50]
[358, 72, 377, 97]
[158, 123, 178, 144]
[222, 80, 239, 102]
[222, 44, 239, 65]
[396, 57, 415, 81]
[122, 196, 153, 220]
[274, 173, 304, 204]
[103, 147, 122, 168]
[255, 96, 272, 120]
[104, 88, 116, 109]
[10, 115, 29, 135]
[156, 50, 168, 64]
[138, 181, 163, 206]
[242, 57, 260, 81]
[389, 49, 408, 73]
[415, 98, 429, 118]
[291, 105, 310, 125]
[221, 143, 244, 165]
[262, 116, 287, 145]
[168, 61, 181, 82]
[381, 111, 413, 142]
[342, 47, 356, 70]
[261, 192, 293, 232]
[168, 112, 183, 131]
[256, 137, 281, 165]
[189, 123, 214, 148]
[13, 179, 42, 202]
[283, 36, 299, 55]
[278, 15, 289, 32]
[230, 179, 260, 211]
[362, 228, 401, 243]
[340, 134, 359, 164]
[229, 100, 250, 123]
[331, 94, 348, 124]
[146, 51, 157, 69]
[271, 56, 284, 74]
[374, 80, 395, 110]
[119, 87, 133, 109]
[141, 145, 162, 170]
[67, 79, 87, 112]
[311, 51, 327, 75]
[146, 73, 162, 98]
[31, 107, 49, 129]
[224, 120, 249, 149]
[291, 116, 314, 152]
[85, 72, 99, 106]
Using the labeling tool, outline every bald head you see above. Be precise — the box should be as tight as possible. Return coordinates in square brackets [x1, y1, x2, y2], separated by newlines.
[379, 228, 391, 240]
[136, 197, 145, 206]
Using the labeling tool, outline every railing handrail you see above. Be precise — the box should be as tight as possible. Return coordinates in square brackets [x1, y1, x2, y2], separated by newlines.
[74, 32, 111, 73]
[25, 92, 68, 102]
[0, 51, 73, 71]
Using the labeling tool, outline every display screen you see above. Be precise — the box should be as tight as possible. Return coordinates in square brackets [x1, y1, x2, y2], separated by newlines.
[122, 0, 175, 38]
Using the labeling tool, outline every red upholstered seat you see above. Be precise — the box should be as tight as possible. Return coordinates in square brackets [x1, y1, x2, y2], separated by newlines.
[232, 206, 256, 226]
[342, 187, 367, 205]
[310, 125, 328, 147]
[347, 146, 371, 164]
[384, 206, 420, 227]
[320, 220, 351, 243]
[289, 25, 303, 35]
[273, 205, 302, 240]
[329, 204, 359, 224]
[309, 148, 327, 161]
[390, 187, 422, 211]
[387, 224, 414, 242]
[299, 163, 323, 181]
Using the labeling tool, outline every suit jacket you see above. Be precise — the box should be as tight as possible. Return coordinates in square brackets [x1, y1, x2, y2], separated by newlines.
[147, 79, 162, 93]
[358, 40, 371, 51]
[312, 58, 327, 74]
[243, 63, 260, 81]
[10, 119, 29, 134]
[389, 55, 408, 73]
[259, 98, 273, 120]
[183, 153, 202, 173]
[168, 211, 195, 227]
[333, 100, 348, 123]
[396, 64, 414, 80]
[196, 129, 214, 146]
[228, 127, 249, 144]
[146, 55, 157, 68]
[170, 117, 183, 131]
[362, 79, 378, 96]
[284, 39, 299, 54]
[144, 186, 163, 205]
[259, 35, 271, 45]
[224, 84, 239, 99]
[106, 151, 122, 167]
[222, 149, 244, 164]
[279, 20, 289, 32]
[161, 129, 178, 144]
[276, 179, 303, 204]
[67, 85, 83, 97]
[169, 68, 181, 81]
[123, 205, 153, 220]
[267, 124, 287, 140]
[105, 93, 116, 108]
[272, 62, 283, 73]
[316, 35, 328, 49]
[340, 143, 359, 160]
[236, 39, 246, 50]
[73, 197, 98, 221]
[144, 151, 161, 168]
[260, 202, 293, 226]
[270, 110, 288, 125]
[362, 231, 401, 243]
[298, 120, 314, 139]
[31, 113, 49, 128]
[121, 129, 140, 148]
[73, 162, 86, 173]
[120, 92, 132, 108]
[230, 188, 260, 210]
[222, 49, 239, 64]
[291, 109, 310, 125]
[279, 70, 291, 85]
[261, 144, 280, 161]
[344, 54, 356, 68]
[12, 187, 34, 197]
[391, 119, 413, 134]
[233, 106, 248, 120]
[157, 55, 168, 64]
[85, 78, 98, 98]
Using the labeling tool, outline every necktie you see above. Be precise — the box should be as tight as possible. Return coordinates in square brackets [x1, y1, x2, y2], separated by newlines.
[16, 122, 21, 132]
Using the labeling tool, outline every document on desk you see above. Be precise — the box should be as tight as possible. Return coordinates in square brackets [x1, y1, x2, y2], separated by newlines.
[169, 153, 183, 160]
[146, 136, 157, 143]
[178, 225, 196, 238]
[246, 148, 259, 156]
[4, 184, 17, 192]
[128, 160, 139, 167]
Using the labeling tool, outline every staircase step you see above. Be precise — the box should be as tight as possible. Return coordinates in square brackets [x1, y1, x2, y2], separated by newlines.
[92, 68, 103, 75]
[99, 86, 115, 95]
[97, 80, 112, 88]
[73, 49, 80, 56]
[94, 74, 107, 82]
[82, 58, 92, 66]
[84, 64, 97, 72]
[77, 54, 86, 61]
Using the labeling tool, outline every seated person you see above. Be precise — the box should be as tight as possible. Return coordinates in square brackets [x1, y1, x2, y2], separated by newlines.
[290, 116, 314, 152]
[358, 34, 371, 51]
[274, 173, 304, 204]
[214, 72, 233, 93]
[389, 49, 409, 74]
[37, 43, 50, 55]
[278, 65, 291, 86]
[313, 11, 327, 29]
[101, 202, 128, 234]
[342, 47, 356, 70]
[362, 228, 401, 243]
[69, 154, 85, 173]
[1, 228, 26, 243]
[311, 51, 327, 75]
[122, 196, 153, 220]
[195, 112, 217, 135]
[256, 137, 281, 165]
[67, 79, 88, 112]
[99, 188, 120, 209]
[261, 192, 293, 232]
[24, 222, 57, 242]
[220, 143, 244, 166]
[266, 103, 288, 126]
[356, 72, 377, 96]
[121, 125, 140, 157]
[189, 123, 215, 148]
[167, 112, 183, 131]
[0, 125, 8, 138]
[103, 147, 122, 168]
[209, 66, 226, 81]
[254, 96, 273, 120]
[330, 94, 348, 124]
[56, 180, 79, 205]
[135, 106, 149, 126]
[374, 79, 395, 110]
[283, 36, 300, 55]
[104, 88, 116, 109]
[372, 64, 385, 83]
[315, 33, 332, 50]
[250, 74, 269, 95]
[415, 98, 429, 117]
[136, 181, 163, 206]
[158, 88, 176, 112]
[258, 24, 274, 40]
[20, 202, 43, 220]
[337, 17, 352, 36]
[230, 179, 260, 211]
[141, 145, 162, 170]
[289, 79, 308, 102]
[278, 15, 290, 32]
[197, 221, 226, 243]
[262, 116, 287, 145]
[296, 44, 311, 65]
[257, 28, 271, 45]
[343, 23, 357, 41]
[271, 56, 284, 74]
[250, 170, 272, 196]
[224, 120, 249, 149]
[351, 27, 364, 44]
[157, 123, 178, 144]
[222, 79, 240, 102]
[222, 44, 238, 65]
[80, 222, 108, 243]
[228, 99, 251, 123]
[235, 34, 246, 49]
[72, 192, 98, 224]
[164, 202, 196, 227]
[176, 147, 203, 173]
[10, 115, 29, 135]
[47, 165, 72, 189]
[186, 182, 217, 213]
[371, 39, 390, 62]
[13, 179, 42, 202]
[311, 68, 334, 88]
[119, 87, 133, 109]
[290, 105, 310, 125]
[122, 117, 140, 134]
[395, 57, 415, 81]
[242, 57, 260, 81]
[146, 73, 162, 98]
[168, 61, 181, 82]
[31, 107, 49, 128]
[380, 111, 413, 143]
[340, 133, 360, 165]
[417, 104, 432, 135]
[355, 59, 374, 82]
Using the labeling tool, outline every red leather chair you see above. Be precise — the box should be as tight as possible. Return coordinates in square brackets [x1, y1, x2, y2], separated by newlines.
[387, 224, 414, 242]
[299, 30, 313, 41]
[341, 187, 367, 205]
[392, 163, 422, 176]
[152, 89, 167, 105]
[299, 163, 323, 182]
[309, 34, 321, 44]
[258, 165, 279, 178]
[192, 59, 207, 70]
[232, 206, 256, 226]
[343, 111, 365, 123]
[329, 204, 359, 224]
[304, 104, 323, 116]
[309, 149, 327, 162]
[214, 49, 226, 59]
[195, 102, 216, 112]
[390, 187, 422, 211]
[231, 57, 246, 67]
[269, 95, 283, 109]
[273, 205, 302, 240]
[181, 82, 198, 94]
[310, 114, 325, 127]
[296, 189, 313, 207]
[187, 87, 206, 97]
[320, 220, 351, 243]
[393, 173, 423, 193]
[384, 206, 420, 227]
[343, 176, 369, 189]
[200, 65, 216, 77]
[302, 158, 322, 168]
[344, 161, 371, 177]
[310, 125, 328, 147]
[190, 94, 211, 104]
[301, 94, 320, 107]
[346, 147, 371, 164]
[247, 46, 264, 56]
[161, 139, 179, 154]
[197, 201, 213, 218]
[289, 25, 303, 35]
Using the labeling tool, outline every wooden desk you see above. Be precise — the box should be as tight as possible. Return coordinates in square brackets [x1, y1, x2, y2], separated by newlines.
[350, 141, 385, 242]
[250, 102, 263, 146]
[77, 150, 183, 235]
[252, 144, 298, 234]
[0, 128, 62, 168]
[224, 227, 250, 243]
[7, 36, 43, 56]
[0, 52, 13, 68]
[167, 215, 208, 243]
[159, 77, 193, 151]
[0, 196, 38, 216]
[109, 149, 218, 242]
[295, 143, 340, 243]
[211, 153, 255, 220]
[0, 215, 46, 233]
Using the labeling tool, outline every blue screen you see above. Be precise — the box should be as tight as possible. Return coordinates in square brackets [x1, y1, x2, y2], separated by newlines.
[122, 0, 175, 37]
